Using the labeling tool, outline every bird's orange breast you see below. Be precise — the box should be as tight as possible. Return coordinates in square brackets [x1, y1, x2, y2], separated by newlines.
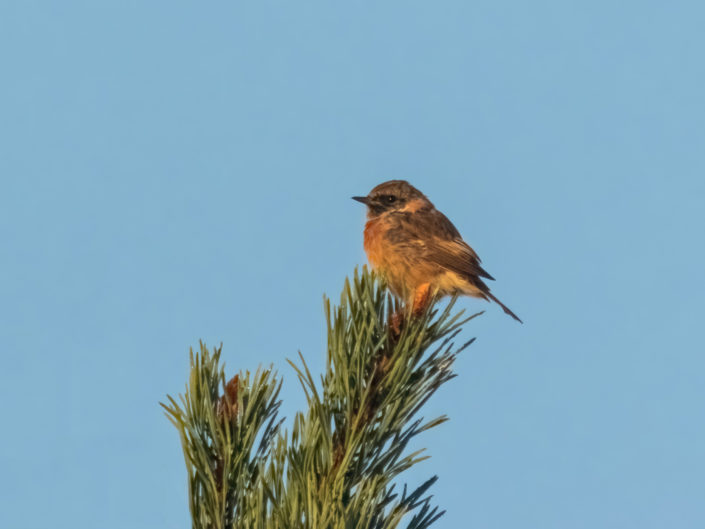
[363, 217, 387, 269]
[363, 216, 415, 299]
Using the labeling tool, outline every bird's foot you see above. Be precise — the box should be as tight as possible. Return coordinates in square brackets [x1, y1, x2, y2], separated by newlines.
[411, 283, 432, 317]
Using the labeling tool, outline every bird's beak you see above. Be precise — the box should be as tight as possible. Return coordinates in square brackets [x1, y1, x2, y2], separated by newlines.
[352, 196, 369, 205]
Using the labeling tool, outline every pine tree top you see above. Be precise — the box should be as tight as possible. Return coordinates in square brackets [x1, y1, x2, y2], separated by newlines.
[162, 267, 481, 529]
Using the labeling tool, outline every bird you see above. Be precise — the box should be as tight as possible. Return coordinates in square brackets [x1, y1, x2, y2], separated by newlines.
[353, 180, 522, 323]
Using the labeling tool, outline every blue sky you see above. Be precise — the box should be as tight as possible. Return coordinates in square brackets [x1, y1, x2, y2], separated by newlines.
[1, 1, 704, 528]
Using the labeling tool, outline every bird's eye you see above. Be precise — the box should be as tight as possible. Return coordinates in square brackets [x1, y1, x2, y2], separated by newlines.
[386, 195, 397, 203]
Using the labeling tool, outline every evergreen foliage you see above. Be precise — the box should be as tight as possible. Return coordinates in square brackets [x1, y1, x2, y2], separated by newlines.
[162, 267, 480, 529]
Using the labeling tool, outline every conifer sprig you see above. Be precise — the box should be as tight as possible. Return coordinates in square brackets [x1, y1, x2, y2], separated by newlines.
[161, 345, 282, 529]
[163, 267, 480, 529]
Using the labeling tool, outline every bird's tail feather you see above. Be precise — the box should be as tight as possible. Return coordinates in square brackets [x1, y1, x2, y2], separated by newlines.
[486, 292, 523, 323]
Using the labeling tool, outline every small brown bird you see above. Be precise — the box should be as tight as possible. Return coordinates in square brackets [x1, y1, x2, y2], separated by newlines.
[353, 180, 522, 323]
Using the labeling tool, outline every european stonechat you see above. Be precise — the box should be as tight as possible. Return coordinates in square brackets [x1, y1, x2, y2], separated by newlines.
[353, 180, 522, 323]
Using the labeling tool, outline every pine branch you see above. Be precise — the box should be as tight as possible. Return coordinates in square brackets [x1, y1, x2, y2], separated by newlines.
[161, 343, 282, 529]
[163, 266, 480, 529]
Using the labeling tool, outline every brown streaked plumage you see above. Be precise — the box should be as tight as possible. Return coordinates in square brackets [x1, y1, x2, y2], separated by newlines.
[353, 180, 522, 323]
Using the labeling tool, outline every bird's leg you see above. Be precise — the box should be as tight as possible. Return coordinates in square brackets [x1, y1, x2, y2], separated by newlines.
[411, 283, 432, 317]
[388, 283, 432, 337]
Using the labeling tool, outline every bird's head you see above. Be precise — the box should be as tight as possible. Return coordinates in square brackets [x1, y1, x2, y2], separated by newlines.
[352, 180, 430, 217]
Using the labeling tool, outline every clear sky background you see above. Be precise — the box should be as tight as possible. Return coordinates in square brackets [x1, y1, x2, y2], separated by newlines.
[1, 2, 704, 528]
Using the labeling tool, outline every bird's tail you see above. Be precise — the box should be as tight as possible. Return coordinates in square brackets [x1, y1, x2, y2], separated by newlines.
[486, 292, 523, 323]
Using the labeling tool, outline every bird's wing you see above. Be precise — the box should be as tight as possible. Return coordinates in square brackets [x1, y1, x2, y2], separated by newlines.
[390, 208, 495, 282]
